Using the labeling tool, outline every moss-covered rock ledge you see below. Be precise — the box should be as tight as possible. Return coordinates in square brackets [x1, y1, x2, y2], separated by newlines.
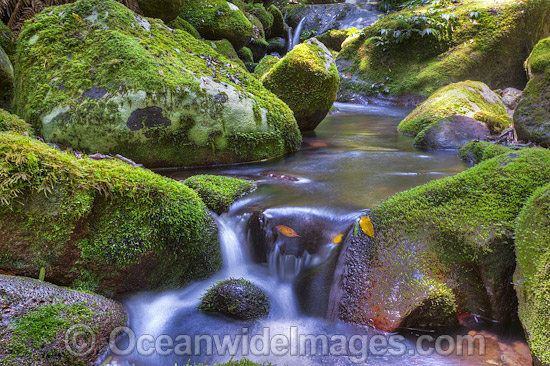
[337, 148, 550, 331]
[14, 0, 301, 169]
[0, 274, 126, 366]
[184, 174, 256, 214]
[0, 132, 221, 297]
[515, 183, 550, 366]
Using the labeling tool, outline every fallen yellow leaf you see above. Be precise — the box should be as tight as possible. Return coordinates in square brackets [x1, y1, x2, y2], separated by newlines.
[72, 13, 82, 21]
[333, 234, 344, 244]
[276, 225, 300, 238]
[158, 68, 165, 77]
[360, 216, 374, 237]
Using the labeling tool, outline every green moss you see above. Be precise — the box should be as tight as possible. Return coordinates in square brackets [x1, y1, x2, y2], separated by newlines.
[180, 0, 254, 49]
[527, 37, 550, 76]
[183, 174, 256, 214]
[13, 0, 301, 168]
[515, 183, 550, 365]
[366, 148, 550, 321]
[244, 3, 274, 33]
[0, 22, 15, 57]
[262, 38, 339, 130]
[199, 278, 270, 320]
[237, 46, 254, 63]
[254, 55, 279, 77]
[204, 39, 247, 68]
[458, 141, 518, 165]
[0, 132, 221, 296]
[166, 16, 201, 39]
[0, 109, 33, 134]
[317, 29, 349, 51]
[267, 4, 284, 38]
[338, 0, 550, 97]
[472, 110, 513, 134]
[398, 81, 509, 137]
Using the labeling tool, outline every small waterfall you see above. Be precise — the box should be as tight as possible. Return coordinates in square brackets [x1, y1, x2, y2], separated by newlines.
[289, 17, 306, 51]
[215, 212, 249, 277]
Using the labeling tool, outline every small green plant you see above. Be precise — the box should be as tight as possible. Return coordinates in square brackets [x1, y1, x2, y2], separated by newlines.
[299, 29, 317, 42]
[38, 267, 45, 282]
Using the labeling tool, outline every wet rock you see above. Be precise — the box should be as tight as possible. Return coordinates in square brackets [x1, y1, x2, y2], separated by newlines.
[262, 38, 339, 131]
[199, 278, 270, 320]
[0, 274, 126, 365]
[317, 29, 349, 52]
[137, 0, 184, 22]
[260, 171, 299, 181]
[267, 37, 286, 55]
[415, 115, 491, 150]
[336, 149, 550, 332]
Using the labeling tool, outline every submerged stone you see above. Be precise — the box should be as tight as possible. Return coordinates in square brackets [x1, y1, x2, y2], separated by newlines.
[415, 115, 490, 150]
[14, 0, 301, 169]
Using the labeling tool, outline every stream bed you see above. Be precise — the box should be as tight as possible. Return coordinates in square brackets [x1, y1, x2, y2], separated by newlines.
[102, 104, 530, 366]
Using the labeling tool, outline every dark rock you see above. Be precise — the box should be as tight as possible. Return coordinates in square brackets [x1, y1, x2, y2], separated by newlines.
[415, 115, 491, 150]
[199, 278, 270, 320]
[126, 106, 171, 131]
[267, 37, 286, 55]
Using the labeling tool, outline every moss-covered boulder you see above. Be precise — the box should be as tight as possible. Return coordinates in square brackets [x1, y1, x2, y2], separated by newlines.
[199, 278, 270, 320]
[136, 0, 184, 22]
[166, 17, 201, 39]
[337, 0, 550, 98]
[237, 47, 254, 63]
[245, 3, 273, 37]
[262, 38, 340, 131]
[267, 37, 286, 55]
[459, 141, 519, 165]
[0, 274, 126, 366]
[183, 174, 256, 214]
[0, 132, 221, 297]
[398, 81, 511, 145]
[0, 109, 33, 135]
[14, 0, 301, 169]
[0, 45, 14, 99]
[254, 55, 279, 77]
[267, 4, 284, 38]
[180, 0, 254, 49]
[204, 39, 246, 68]
[514, 38, 550, 147]
[514, 184, 550, 366]
[337, 148, 550, 331]
[317, 29, 349, 52]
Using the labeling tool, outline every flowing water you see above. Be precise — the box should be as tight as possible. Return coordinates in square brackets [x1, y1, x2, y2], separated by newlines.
[289, 18, 306, 51]
[101, 104, 529, 366]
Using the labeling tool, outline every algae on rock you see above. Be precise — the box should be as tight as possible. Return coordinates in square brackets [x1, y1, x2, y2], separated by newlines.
[14, 0, 301, 169]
